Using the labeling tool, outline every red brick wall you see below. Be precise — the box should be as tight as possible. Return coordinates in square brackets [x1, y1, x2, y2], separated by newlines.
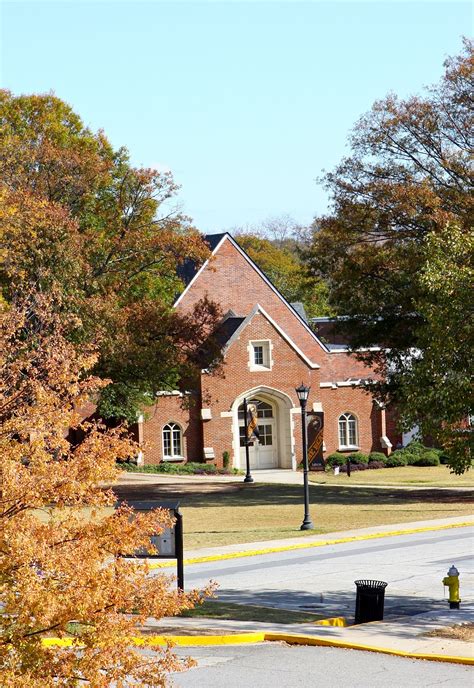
[141, 395, 202, 465]
[177, 237, 326, 366]
[200, 311, 317, 465]
[319, 386, 383, 456]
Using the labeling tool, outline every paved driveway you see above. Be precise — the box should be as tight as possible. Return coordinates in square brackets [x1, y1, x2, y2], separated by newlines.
[171, 643, 472, 688]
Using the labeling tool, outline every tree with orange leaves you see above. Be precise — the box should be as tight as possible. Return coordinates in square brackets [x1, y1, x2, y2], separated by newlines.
[0, 294, 210, 686]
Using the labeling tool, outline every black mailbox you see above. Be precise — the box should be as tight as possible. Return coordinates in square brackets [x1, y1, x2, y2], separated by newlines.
[116, 500, 184, 590]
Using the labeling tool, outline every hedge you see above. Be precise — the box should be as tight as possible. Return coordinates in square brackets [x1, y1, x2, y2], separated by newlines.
[118, 461, 239, 475]
[347, 451, 369, 465]
[368, 452, 387, 464]
[411, 450, 440, 467]
[326, 452, 347, 467]
[386, 450, 408, 467]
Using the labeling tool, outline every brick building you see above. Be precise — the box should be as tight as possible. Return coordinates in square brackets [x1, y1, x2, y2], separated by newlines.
[137, 233, 397, 469]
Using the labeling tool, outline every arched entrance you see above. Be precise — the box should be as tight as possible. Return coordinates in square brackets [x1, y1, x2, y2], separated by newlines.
[231, 386, 296, 471]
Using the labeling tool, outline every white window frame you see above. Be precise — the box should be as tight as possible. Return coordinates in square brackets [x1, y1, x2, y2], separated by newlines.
[162, 422, 184, 461]
[338, 412, 359, 450]
[248, 339, 273, 371]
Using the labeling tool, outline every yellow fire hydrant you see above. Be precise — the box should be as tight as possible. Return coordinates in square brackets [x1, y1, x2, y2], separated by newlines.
[443, 564, 460, 609]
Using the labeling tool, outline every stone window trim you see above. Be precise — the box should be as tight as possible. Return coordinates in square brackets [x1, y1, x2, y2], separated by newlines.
[248, 339, 273, 371]
[338, 412, 359, 451]
[162, 421, 184, 461]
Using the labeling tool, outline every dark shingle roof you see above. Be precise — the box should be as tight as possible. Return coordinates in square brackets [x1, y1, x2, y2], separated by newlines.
[214, 315, 246, 347]
[177, 233, 228, 287]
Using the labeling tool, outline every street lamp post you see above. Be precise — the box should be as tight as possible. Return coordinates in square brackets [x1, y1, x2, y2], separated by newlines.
[295, 383, 314, 530]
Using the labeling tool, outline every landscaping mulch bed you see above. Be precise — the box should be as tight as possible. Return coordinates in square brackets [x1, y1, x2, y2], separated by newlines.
[426, 622, 474, 642]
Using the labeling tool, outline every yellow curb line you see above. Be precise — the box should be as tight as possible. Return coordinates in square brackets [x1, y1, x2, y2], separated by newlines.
[41, 617, 346, 649]
[263, 632, 474, 666]
[148, 520, 474, 569]
[313, 617, 346, 627]
[42, 632, 474, 665]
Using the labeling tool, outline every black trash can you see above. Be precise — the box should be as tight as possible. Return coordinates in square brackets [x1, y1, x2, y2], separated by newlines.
[354, 579, 388, 624]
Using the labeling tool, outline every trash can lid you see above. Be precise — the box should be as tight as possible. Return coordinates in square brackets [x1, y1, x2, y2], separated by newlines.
[354, 579, 388, 589]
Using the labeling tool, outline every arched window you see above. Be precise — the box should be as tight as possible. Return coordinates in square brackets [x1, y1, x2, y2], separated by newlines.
[162, 422, 183, 459]
[338, 413, 358, 449]
[238, 399, 274, 420]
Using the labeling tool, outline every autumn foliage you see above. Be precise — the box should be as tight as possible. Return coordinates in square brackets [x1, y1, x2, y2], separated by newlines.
[0, 90, 222, 420]
[305, 40, 473, 471]
[0, 296, 208, 686]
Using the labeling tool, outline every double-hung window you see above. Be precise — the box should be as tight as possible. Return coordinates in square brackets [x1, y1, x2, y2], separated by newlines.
[249, 340, 272, 370]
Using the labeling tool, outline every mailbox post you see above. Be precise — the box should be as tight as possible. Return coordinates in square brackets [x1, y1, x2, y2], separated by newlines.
[117, 500, 184, 590]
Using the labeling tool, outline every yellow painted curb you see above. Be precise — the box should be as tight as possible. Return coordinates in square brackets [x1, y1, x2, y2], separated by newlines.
[149, 520, 474, 569]
[42, 632, 474, 665]
[264, 632, 474, 666]
[133, 632, 266, 647]
[42, 638, 81, 648]
[313, 617, 346, 627]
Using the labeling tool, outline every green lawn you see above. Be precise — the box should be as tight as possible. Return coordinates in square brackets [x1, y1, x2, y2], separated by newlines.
[310, 465, 474, 488]
[180, 600, 329, 625]
[112, 471, 474, 551]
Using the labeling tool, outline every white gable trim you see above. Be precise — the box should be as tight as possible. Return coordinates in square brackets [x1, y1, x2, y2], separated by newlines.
[173, 234, 228, 307]
[223, 303, 319, 369]
[173, 233, 330, 353]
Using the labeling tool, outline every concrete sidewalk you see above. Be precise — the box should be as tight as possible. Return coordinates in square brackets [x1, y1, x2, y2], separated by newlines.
[143, 606, 474, 663]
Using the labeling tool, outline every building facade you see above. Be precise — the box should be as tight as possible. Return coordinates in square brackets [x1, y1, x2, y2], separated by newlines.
[138, 233, 398, 469]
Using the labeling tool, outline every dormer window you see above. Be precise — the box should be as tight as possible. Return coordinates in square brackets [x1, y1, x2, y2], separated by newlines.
[249, 340, 272, 371]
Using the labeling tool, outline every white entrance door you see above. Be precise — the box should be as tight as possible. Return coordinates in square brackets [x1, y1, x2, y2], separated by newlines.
[238, 398, 278, 469]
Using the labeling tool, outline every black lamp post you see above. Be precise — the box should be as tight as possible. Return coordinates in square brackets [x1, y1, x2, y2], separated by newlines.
[295, 383, 314, 530]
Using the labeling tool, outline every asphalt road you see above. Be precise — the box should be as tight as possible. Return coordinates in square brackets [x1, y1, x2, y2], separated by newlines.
[171, 643, 473, 687]
[169, 526, 474, 619]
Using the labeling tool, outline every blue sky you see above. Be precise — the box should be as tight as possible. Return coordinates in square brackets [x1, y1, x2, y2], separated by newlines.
[1, 1, 471, 233]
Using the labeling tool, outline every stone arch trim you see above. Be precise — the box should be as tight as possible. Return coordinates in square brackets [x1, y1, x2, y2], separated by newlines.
[231, 385, 295, 413]
[231, 386, 297, 471]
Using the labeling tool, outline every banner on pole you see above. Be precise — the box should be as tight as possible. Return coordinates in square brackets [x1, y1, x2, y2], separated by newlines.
[246, 402, 260, 441]
[307, 411, 325, 470]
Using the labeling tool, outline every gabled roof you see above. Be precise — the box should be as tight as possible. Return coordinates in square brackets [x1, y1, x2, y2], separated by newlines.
[176, 233, 227, 287]
[221, 303, 319, 369]
[174, 232, 330, 354]
[213, 310, 245, 348]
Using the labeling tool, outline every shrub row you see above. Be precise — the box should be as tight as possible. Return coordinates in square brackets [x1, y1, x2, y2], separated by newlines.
[118, 461, 239, 475]
[326, 451, 386, 467]
[326, 442, 447, 470]
[388, 442, 442, 467]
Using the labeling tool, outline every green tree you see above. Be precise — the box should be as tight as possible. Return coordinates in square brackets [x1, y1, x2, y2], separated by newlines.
[396, 224, 473, 473]
[0, 91, 221, 420]
[304, 41, 473, 470]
